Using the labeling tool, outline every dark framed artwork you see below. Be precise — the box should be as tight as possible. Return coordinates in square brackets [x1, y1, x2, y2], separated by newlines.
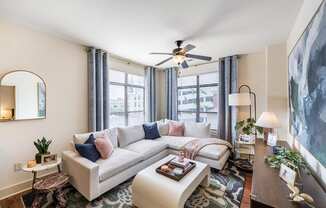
[288, 0, 326, 167]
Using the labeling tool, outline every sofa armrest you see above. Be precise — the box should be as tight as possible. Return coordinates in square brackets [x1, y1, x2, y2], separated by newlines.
[62, 150, 99, 201]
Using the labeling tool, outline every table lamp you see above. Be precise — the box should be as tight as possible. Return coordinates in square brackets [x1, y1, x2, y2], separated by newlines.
[255, 112, 280, 145]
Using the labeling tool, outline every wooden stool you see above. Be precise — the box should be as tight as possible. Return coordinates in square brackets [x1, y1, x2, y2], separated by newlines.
[32, 172, 69, 208]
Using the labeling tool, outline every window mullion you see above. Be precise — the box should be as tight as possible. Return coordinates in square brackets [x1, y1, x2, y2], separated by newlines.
[125, 73, 128, 126]
[196, 75, 200, 122]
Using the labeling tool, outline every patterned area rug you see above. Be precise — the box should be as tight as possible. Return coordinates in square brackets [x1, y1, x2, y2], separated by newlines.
[23, 165, 245, 208]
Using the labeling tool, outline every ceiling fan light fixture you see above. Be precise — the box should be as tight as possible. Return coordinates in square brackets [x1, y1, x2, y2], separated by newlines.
[173, 54, 185, 64]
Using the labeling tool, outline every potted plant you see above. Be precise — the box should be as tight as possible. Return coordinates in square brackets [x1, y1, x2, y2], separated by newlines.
[34, 137, 52, 163]
[235, 118, 263, 142]
[265, 147, 309, 177]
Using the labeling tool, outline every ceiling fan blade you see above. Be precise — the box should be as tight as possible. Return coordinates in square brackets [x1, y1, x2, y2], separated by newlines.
[180, 60, 189, 69]
[186, 54, 212, 61]
[183, 44, 196, 52]
[149, 52, 173, 55]
[155, 57, 173, 66]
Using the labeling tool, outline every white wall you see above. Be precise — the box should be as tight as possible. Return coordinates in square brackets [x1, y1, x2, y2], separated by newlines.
[287, 0, 326, 187]
[265, 44, 288, 140]
[178, 62, 218, 77]
[0, 20, 88, 198]
[238, 43, 288, 140]
[238, 51, 267, 122]
[110, 55, 144, 76]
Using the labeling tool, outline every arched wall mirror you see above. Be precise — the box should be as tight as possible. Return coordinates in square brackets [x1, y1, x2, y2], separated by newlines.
[0, 70, 46, 121]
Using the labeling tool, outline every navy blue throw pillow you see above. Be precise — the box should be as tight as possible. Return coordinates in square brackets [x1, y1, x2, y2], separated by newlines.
[143, 122, 160, 140]
[85, 133, 96, 145]
[75, 134, 100, 162]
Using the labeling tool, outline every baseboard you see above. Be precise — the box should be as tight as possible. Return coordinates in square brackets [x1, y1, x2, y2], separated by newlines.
[0, 179, 31, 201]
[0, 170, 56, 201]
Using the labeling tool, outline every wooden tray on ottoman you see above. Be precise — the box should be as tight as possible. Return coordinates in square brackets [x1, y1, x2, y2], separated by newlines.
[155, 159, 196, 181]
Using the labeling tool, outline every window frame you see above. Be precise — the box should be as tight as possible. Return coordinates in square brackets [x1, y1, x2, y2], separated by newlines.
[177, 73, 219, 128]
[109, 70, 145, 127]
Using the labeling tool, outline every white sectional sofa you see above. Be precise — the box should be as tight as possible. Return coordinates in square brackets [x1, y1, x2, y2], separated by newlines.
[62, 122, 230, 201]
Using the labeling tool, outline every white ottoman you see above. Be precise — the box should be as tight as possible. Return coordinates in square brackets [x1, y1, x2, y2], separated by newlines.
[132, 155, 210, 208]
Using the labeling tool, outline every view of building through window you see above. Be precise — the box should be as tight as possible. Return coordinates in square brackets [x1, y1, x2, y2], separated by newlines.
[177, 72, 218, 130]
[109, 70, 144, 128]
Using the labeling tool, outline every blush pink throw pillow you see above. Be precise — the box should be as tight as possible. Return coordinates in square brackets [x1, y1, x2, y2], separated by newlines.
[95, 137, 113, 159]
[168, 122, 184, 136]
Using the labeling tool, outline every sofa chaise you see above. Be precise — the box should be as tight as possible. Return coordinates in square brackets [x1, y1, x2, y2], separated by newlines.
[62, 122, 231, 201]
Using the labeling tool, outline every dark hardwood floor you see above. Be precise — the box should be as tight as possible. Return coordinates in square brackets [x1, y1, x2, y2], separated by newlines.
[0, 174, 253, 208]
[241, 172, 252, 208]
[0, 190, 29, 208]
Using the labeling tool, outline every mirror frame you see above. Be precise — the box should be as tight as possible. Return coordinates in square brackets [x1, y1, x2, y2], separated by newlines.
[0, 70, 47, 121]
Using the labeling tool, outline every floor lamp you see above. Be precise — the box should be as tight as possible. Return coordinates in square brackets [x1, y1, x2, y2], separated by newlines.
[229, 84, 256, 120]
[228, 84, 256, 172]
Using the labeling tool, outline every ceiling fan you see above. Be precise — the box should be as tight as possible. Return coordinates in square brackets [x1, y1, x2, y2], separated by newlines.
[150, 40, 212, 69]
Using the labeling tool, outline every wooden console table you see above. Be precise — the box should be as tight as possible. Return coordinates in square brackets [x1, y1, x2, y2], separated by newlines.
[250, 139, 326, 208]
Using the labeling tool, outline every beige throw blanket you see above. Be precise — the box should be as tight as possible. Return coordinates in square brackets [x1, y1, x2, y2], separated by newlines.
[181, 138, 232, 160]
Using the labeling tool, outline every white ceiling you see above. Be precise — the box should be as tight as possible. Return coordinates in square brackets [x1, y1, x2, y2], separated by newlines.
[0, 0, 303, 67]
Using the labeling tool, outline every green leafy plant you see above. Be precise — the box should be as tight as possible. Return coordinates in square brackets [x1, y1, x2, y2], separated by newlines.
[235, 118, 263, 135]
[265, 147, 309, 176]
[34, 137, 52, 154]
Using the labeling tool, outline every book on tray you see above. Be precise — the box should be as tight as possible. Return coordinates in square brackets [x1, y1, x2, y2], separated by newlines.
[170, 157, 191, 169]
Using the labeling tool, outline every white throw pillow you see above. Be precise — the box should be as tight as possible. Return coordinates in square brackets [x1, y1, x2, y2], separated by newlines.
[166, 119, 185, 126]
[73, 128, 118, 148]
[157, 123, 169, 136]
[117, 125, 145, 147]
[184, 122, 211, 138]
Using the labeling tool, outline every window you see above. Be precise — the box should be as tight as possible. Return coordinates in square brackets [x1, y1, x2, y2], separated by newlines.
[109, 70, 145, 127]
[177, 72, 218, 130]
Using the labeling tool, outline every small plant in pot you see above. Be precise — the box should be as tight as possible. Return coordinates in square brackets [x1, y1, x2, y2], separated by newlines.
[235, 118, 263, 142]
[34, 137, 52, 164]
[265, 147, 310, 177]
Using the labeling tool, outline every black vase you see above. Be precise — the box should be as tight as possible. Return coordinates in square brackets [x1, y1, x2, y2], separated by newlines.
[35, 153, 42, 164]
[35, 152, 50, 164]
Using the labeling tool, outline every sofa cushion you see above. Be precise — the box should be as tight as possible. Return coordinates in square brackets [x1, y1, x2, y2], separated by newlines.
[96, 148, 143, 182]
[117, 125, 145, 147]
[184, 122, 211, 138]
[157, 122, 169, 136]
[168, 122, 185, 136]
[124, 140, 168, 160]
[85, 133, 96, 144]
[74, 128, 118, 148]
[198, 144, 229, 160]
[75, 143, 101, 162]
[156, 136, 196, 150]
[95, 137, 114, 159]
[143, 122, 160, 140]
[75, 134, 100, 162]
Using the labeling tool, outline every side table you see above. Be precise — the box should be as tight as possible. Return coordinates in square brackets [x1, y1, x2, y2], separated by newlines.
[22, 157, 70, 208]
[22, 157, 62, 189]
[32, 172, 69, 208]
[233, 140, 255, 172]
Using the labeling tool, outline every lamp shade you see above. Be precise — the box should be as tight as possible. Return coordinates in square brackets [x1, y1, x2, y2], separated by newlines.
[255, 112, 280, 128]
[228, 93, 251, 106]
